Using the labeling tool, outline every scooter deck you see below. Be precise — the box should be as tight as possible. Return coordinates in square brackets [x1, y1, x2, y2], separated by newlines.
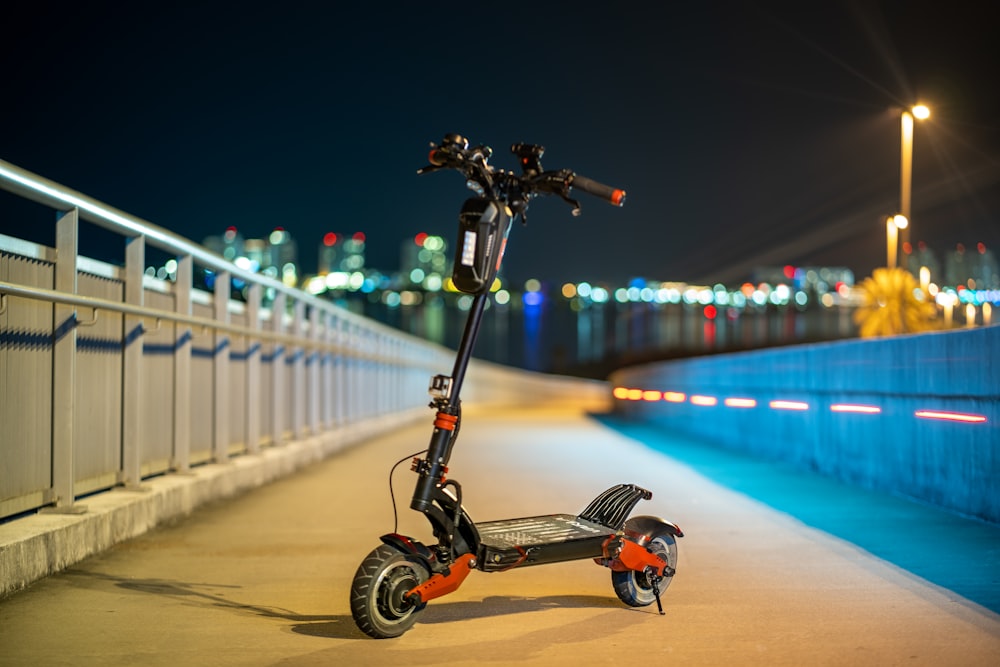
[475, 514, 612, 572]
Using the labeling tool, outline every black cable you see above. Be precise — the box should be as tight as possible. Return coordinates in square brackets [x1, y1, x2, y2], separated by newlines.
[390, 449, 427, 534]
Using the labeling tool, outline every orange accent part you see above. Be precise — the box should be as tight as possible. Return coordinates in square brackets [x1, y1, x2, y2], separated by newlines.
[611, 189, 626, 206]
[434, 412, 459, 431]
[495, 237, 508, 271]
[406, 553, 476, 604]
[602, 536, 668, 575]
[429, 149, 445, 166]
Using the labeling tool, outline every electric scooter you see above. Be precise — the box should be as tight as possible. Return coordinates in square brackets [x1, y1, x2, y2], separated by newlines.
[349, 134, 683, 639]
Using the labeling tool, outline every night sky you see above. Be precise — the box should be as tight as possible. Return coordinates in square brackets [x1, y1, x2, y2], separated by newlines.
[1, 1, 997, 287]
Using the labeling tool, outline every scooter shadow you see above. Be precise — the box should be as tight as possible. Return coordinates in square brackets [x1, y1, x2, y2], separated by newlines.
[421, 593, 623, 623]
[292, 594, 633, 640]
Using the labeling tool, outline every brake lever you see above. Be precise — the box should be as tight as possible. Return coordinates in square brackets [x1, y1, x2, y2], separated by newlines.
[527, 170, 582, 215]
[563, 195, 582, 216]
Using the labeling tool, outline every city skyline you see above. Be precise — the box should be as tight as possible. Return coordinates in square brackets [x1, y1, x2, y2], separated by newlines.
[195, 220, 998, 299]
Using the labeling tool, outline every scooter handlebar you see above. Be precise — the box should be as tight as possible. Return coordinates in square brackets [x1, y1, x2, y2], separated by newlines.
[569, 174, 626, 207]
[420, 135, 627, 213]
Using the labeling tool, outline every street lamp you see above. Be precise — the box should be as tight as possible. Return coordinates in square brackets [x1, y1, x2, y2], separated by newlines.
[899, 104, 930, 261]
[886, 214, 908, 269]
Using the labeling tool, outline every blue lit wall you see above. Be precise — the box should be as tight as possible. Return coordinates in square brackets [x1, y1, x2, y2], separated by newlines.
[610, 326, 1000, 523]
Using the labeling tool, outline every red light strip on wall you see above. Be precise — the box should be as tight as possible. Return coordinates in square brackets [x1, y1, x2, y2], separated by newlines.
[769, 400, 809, 411]
[612, 387, 988, 425]
[724, 397, 757, 408]
[830, 404, 882, 414]
[915, 410, 987, 423]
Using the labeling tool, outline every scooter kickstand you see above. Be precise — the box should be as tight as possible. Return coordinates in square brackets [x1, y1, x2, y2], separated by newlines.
[650, 569, 665, 616]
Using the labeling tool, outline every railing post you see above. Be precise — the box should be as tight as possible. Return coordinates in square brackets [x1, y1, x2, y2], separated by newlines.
[46, 208, 85, 513]
[271, 292, 286, 446]
[291, 300, 305, 439]
[245, 283, 261, 454]
[212, 271, 231, 462]
[365, 328, 373, 419]
[320, 310, 333, 429]
[393, 338, 403, 414]
[395, 339, 404, 413]
[364, 329, 374, 421]
[308, 304, 321, 435]
[334, 313, 345, 427]
[172, 255, 192, 472]
[121, 235, 146, 489]
[377, 332, 387, 416]
[349, 323, 360, 423]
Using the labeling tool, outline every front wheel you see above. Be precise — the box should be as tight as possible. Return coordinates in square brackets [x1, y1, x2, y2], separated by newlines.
[611, 532, 678, 607]
[350, 544, 430, 638]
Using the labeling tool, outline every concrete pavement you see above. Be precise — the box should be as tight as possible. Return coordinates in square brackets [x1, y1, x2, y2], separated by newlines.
[1, 403, 999, 666]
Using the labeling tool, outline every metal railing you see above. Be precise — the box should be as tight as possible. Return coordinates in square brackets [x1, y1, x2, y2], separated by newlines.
[0, 158, 453, 520]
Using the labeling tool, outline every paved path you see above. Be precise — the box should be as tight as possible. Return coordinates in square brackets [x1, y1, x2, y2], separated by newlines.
[2, 404, 999, 666]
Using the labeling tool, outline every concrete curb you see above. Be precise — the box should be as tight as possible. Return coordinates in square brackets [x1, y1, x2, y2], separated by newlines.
[0, 410, 423, 599]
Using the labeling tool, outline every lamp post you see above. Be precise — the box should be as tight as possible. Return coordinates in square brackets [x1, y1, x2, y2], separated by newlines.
[899, 104, 930, 262]
[886, 214, 908, 269]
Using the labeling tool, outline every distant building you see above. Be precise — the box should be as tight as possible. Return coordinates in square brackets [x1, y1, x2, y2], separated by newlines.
[202, 226, 245, 263]
[400, 232, 449, 290]
[265, 228, 298, 286]
[945, 243, 999, 289]
[318, 232, 366, 274]
[203, 226, 299, 286]
[752, 265, 854, 295]
[243, 239, 269, 272]
[902, 242, 942, 285]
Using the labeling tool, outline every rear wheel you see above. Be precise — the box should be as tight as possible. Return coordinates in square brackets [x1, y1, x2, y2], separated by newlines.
[611, 533, 678, 607]
[350, 544, 429, 638]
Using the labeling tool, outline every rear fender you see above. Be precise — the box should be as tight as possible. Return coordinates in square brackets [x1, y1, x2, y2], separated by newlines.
[623, 515, 684, 542]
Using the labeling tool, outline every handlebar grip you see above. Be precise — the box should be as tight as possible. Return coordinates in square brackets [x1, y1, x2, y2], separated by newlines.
[570, 174, 626, 207]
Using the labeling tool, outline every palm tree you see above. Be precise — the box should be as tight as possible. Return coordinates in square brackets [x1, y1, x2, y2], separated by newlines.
[853, 267, 938, 337]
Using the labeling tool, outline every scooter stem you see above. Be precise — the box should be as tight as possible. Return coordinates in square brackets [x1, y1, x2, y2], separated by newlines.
[411, 291, 489, 515]
[446, 291, 489, 408]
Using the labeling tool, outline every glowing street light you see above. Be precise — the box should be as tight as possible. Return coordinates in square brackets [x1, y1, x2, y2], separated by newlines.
[886, 214, 908, 269]
[919, 265, 930, 292]
[899, 104, 930, 257]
